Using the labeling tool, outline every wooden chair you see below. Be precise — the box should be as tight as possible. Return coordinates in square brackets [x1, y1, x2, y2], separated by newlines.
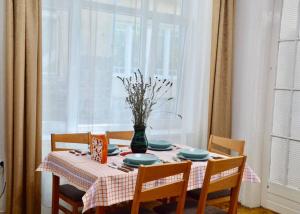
[154, 156, 247, 214]
[51, 132, 91, 214]
[208, 135, 245, 157]
[188, 135, 245, 205]
[105, 130, 133, 147]
[132, 161, 192, 214]
[109, 161, 192, 214]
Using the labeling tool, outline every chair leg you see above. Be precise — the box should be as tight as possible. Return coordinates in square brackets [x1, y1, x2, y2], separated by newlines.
[72, 205, 79, 214]
[95, 206, 105, 214]
[52, 175, 60, 214]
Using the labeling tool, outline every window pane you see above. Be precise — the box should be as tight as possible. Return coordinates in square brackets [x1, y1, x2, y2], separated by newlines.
[291, 92, 300, 139]
[150, 0, 182, 15]
[42, 10, 70, 133]
[90, 0, 141, 8]
[280, 0, 299, 39]
[270, 137, 288, 185]
[294, 42, 300, 89]
[113, 15, 141, 74]
[116, 0, 141, 8]
[288, 141, 300, 188]
[155, 23, 181, 77]
[276, 42, 296, 88]
[272, 91, 292, 137]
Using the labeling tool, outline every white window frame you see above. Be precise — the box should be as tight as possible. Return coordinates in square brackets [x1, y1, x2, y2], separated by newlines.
[262, 0, 300, 213]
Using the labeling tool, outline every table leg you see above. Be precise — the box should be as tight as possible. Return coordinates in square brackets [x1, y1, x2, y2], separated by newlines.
[52, 174, 60, 214]
[95, 206, 105, 214]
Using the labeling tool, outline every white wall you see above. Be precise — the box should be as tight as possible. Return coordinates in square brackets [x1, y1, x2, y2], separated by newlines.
[233, 0, 274, 208]
[0, 0, 5, 212]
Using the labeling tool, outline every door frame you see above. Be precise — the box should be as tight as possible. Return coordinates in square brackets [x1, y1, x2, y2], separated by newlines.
[261, 0, 300, 213]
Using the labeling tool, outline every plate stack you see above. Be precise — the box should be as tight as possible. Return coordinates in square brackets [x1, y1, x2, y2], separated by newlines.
[123, 154, 160, 167]
[177, 148, 210, 161]
[108, 144, 120, 156]
[148, 140, 173, 151]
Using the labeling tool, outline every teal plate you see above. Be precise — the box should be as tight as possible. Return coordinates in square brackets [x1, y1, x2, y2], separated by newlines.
[148, 140, 172, 149]
[123, 159, 161, 168]
[177, 153, 210, 161]
[148, 146, 173, 151]
[108, 144, 118, 153]
[179, 148, 209, 159]
[108, 149, 120, 156]
[124, 153, 159, 165]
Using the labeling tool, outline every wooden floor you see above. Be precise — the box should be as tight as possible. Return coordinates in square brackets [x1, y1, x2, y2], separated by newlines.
[215, 203, 278, 214]
[110, 201, 278, 214]
[42, 200, 278, 213]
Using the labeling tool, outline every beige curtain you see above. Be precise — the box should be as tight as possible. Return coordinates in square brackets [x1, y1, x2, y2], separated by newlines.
[5, 0, 42, 213]
[208, 0, 235, 139]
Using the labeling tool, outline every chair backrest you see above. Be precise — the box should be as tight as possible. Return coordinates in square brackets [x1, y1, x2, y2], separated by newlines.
[51, 132, 91, 151]
[197, 156, 247, 214]
[208, 135, 245, 156]
[105, 130, 133, 146]
[131, 161, 192, 214]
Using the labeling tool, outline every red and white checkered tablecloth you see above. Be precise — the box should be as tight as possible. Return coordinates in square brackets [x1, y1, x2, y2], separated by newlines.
[37, 146, 260, 213]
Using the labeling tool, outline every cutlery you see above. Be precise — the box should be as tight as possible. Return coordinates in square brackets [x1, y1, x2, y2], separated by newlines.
[121, 165, 135, 171]
[172, 156, 181, 162]
[159, 159, 170, 163]
[107, 164, 130, 173]
[211, 156, 224, 160]
[111, 162, 134, 171]
[173, 145, 182, 150]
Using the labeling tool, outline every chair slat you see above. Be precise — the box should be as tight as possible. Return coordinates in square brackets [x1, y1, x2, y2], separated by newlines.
[208, 135, 245, 156]
[105, 131, 133, 147]
[105, 131, 133, 141]
[140, 181, 184, 202]
[208, 173, 240, 193]
[210, 157, 244, 174]
[51, 133, 91, 151]
[209, 148, 230, 157]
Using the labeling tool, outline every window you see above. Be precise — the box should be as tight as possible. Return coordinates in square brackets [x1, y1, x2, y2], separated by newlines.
[42, 0, 186, 136]
[269, 0, 300, 202]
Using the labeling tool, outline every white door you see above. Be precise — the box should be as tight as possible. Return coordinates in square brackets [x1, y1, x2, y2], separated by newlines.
[263, 0, 300, 213]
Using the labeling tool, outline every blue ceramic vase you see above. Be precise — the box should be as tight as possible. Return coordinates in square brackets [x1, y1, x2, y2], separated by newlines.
[130, 125, 148, 153]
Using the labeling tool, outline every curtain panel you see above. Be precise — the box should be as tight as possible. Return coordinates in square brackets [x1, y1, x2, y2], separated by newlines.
[5, 0, 42, 213]
[208, 0, 235, 139]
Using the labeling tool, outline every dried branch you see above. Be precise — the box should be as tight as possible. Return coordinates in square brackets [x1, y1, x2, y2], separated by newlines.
[117, 70, 178, 127]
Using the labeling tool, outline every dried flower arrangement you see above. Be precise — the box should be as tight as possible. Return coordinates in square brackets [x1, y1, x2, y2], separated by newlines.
[117, 69, 174, 127]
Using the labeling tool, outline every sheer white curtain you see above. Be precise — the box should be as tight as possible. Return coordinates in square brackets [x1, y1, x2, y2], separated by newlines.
[42, 0, 211, 209]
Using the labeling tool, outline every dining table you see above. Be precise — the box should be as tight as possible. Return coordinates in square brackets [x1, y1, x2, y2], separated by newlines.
[37, 144, 260, 213]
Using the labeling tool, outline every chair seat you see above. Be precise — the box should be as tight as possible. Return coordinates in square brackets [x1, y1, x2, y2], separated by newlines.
[59, 184, 85, 202]
[189, 188, 231, 200]
[154, 199, 226, 214]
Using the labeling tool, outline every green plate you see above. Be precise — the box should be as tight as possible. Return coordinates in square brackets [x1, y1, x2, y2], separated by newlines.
[108, 144, 118, 153]
[148, 140, 172, 149]
[179, 148, 209, 159]
[148, 146, 173, 151]
[177, 153, 210, 161]
[124, 153, 159, 165]
[123, 159, 161, 168]
[108, 148, 120, 156]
